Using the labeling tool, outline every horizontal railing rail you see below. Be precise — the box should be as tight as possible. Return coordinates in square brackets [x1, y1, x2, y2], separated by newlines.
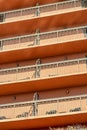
[0, 25, 87, 42]
[0, 0, 82, 16]
[0, 57, 86, 73]
[0, 57, 87, 84]
[0, 94, 87, 108]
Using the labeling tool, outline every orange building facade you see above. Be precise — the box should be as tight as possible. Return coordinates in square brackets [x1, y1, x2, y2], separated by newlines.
[0, 0, 87, 129]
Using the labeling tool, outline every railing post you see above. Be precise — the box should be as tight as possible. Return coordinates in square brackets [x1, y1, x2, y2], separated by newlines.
[86, 57, 87, 69]
[56, 62, 59, 77]
[14, 104, 15, 118]
[19, 37, 21, 48]
[66, 99, 68, 113]
[84, 27, 87, 37]
[21, 9, 22, 16]
[35, 101, 38, 116]
[3, 13, 6, 22]
[78, 59, 79, 73]
[80, 96, 82, 112]
[56, 3, 57, 10]
[81, 0, 87, 8]
[35, 59, 41, 78]
[73, 0, 77, 8]
[76, 28, 79, 38]
[57, 99, 59, 114]
[57, 31, 58, 42]
[16, 68, 18, 81]
[37, 33, 40, 45]
[0, 13, 4, 22]
[35, 29, 40, 45]
[0, 40, 3, 50]
[36, 3, 40, 16]
[33, 92, 39, 116]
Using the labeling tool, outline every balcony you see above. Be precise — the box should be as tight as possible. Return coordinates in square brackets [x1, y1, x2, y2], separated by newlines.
[0, 0, 59, 12]
[0, 0, 87, 38]
[0, 58, 87, 95]
[0, 25, 87, 63]
[49, 124, 87, 130]
[50, 125, 87, 130]
[0, 94, 87, 129]
[0, 0, 85, 23]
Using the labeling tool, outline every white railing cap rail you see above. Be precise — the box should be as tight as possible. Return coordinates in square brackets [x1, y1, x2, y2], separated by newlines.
[0, 57, 86, 73]
[0, 94, 87, 108]
[0, 25, 86, 42]
[0, 0, 80, 15]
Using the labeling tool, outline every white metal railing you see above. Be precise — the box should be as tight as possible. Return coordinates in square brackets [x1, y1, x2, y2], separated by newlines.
[0, 94, 87, 120]
[0, 57, 87, 83]
[51, 124, 87, 130]
[0, 0, 84, 23]
[0, 25, 86, 51]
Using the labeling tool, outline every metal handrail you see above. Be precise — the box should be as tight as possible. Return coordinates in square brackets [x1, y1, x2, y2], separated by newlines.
[0, 25, 86, 42]
[0, 94, 87, 108]
[0, 57, 86, 73]
[0, 0, 81, 15]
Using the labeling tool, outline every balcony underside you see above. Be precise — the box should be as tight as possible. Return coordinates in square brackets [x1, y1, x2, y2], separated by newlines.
[0, 0, 60, 12]
[0, 38, 87, 64]
[0, 112, 87, 130]
[0, 9, 87, 38]
[0, 73, 87, 96]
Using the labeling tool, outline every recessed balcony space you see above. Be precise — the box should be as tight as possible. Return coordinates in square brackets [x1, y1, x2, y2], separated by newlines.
[0, 57, 87, 95]
[0, 26, 87, 63]
[0, 0, 86, 23]
[0, 57, 87, 84]
[0, 25, 86, 51]
[0, 0, 61, 12]
[0, 95, 87, 129]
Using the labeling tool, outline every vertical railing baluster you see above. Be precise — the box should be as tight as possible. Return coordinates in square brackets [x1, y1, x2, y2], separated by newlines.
[84, 27, 86, 37]
[81, 0, 84, 7]
[57, 99, 58, 114]
[80, 96, 82, 112]
[76, 28, 79, 39]
[35, 29, 40, 45]
[57, 31, 59, 42]
[36, 3, 40, 16]
[21, 9, 22, 17]
[74, 0, 76, 7]
[3, 12, 6, 22]
[78, 59, 79, 73]
[16, 68, 18, 81]
[19, 37, 21, 48]
[0, 40, 3, 50]
[56, 3, 57, 10]
[35, 100, 38, 116]
[13, 104, 15, 119]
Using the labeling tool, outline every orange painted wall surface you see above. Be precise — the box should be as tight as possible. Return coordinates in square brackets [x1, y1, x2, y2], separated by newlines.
[0, 52, 86, 69]
[0, 0, 62, 12]
[0, 85, 87, 104]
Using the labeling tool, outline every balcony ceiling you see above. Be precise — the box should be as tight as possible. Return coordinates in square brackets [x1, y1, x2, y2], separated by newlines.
[0, 112, 87, 130]
[0, 9, 87, 39]
[0, 73, 87, 96]
[0, 0, 63, 12]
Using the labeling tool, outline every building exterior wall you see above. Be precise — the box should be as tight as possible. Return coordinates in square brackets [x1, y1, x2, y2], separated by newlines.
[0, 0, 87, 129]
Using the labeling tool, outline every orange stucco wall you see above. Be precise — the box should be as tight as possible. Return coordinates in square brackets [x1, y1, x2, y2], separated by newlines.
[0, 52, 86, 69]
[0, 0, 62, 12]
[0, 85, 87, 104]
